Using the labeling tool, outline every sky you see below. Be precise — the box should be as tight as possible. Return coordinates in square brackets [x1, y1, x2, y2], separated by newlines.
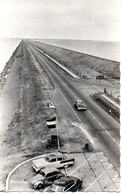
[0, 0, 120, 41]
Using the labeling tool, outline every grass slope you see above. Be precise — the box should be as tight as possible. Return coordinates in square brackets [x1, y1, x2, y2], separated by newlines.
[32, 41, 119, 79]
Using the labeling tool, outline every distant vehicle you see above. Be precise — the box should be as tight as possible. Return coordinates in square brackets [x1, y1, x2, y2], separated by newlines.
[32, 153, 75, 172]
[96, 75, 104, 79]
[46, 175, 83, 192]
[30, 167, 64, 189]
[48, 102, 55, 109]
[74, 100, 86, 111]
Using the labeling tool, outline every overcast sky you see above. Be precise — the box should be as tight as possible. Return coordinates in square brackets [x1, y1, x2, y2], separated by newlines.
[0, 0, 120, 41]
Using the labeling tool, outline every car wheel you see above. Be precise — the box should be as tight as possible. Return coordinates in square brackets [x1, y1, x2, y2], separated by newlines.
[78, 181, 83, 191]
[77, 188, 80, 192]
[38, 184, 42, 189]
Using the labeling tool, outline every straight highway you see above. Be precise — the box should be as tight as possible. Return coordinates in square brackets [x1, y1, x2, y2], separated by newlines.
[26, 40, 120, 174]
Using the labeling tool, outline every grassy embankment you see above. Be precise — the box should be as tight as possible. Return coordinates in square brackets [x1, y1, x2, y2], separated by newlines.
[0, 41, 56, 188]
[32, 41, 120, 80]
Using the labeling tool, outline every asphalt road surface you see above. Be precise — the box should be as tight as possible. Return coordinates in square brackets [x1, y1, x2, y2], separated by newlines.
[25, 40, 120, 175]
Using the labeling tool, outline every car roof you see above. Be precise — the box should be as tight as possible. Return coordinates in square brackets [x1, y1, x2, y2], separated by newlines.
[40, 167, 59, 175]
[46, 153, 64, 160]
[76, 100, 83, 103]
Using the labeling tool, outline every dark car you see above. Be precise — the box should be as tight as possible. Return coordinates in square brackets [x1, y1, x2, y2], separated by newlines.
[30, 167, 64, 189]
[74, 100, 86, 111]
[46, 175, 83, 192]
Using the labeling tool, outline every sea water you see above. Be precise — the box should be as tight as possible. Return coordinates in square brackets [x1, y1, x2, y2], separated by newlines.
[0, 38, 21, 73]
[39, 39, 120, 62]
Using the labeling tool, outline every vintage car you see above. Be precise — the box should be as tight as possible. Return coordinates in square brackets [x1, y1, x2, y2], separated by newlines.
[74, 100, 86, 111]
[30, 167, 64, 189]
[32, 153, 75, 172]
[48, 102, 55, 109]
[46, 175, 83, 192]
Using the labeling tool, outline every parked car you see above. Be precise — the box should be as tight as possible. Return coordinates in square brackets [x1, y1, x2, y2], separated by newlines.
[48, 102, 55, 109]
[74, 100, 86, 111]
[32, 153, 75, 172]
[46, 175, 83, 192]
[30, 167, 64, 189]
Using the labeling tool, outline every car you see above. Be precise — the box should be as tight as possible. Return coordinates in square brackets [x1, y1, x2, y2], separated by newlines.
[46, 175, 83, 192]
[74, 100, 86, 111]
[30, 167, 64, 189]
[32, 153, 75, 172]
[48, 102, 55, 109]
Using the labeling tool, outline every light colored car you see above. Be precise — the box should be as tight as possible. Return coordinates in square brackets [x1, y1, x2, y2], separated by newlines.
[74, 100, 86, 111]
[30, 167, 64, 189]
[48, 102, 55, 109]
[32, 153, 75, 172]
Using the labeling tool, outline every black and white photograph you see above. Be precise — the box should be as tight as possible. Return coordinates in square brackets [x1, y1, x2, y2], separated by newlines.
[0, 0, 120, 193]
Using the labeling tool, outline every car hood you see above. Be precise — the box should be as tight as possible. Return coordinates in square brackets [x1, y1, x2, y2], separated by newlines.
[32, 158, 48, 167]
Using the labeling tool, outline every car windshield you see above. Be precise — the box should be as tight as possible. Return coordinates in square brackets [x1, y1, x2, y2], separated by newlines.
[45, 155, 56, 162]
[51, 184, 64, 192]
[45, 156, 55, 162]
[77, 101, 83, 104]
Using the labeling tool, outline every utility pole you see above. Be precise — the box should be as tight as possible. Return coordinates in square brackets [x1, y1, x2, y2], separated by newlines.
[56, 117, 60, 151]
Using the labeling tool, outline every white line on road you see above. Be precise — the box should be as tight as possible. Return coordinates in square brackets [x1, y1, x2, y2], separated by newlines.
[58, 89, 81, 122]
[112, 173, 119, 181]
[30, 43, 80, 79]
[84, 164, 112, 192]
[69, 153, 96, 175]
[88, 111, 119, 147]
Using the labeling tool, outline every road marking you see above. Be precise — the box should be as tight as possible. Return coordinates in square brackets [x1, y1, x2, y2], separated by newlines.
[96, 154, 119, 183]
[29, 43, 119, 148]
[100, 157, 108, 162]
[105, 131, 119, 146]
[112, 173, 119, 181]
[69, 154, 96, 175]
[84, 164, 112, 192]
[88, 111, 119, 147]
[88, 110, 104, 128]
[30, 42, 79, 79]
[58, 89, 81, 122]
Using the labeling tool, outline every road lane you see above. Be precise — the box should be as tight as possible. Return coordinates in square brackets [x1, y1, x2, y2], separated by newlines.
[27, 41, 120, 174]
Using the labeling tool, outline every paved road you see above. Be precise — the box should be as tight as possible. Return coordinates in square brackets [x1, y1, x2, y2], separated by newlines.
[26, 40, 120, 174]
